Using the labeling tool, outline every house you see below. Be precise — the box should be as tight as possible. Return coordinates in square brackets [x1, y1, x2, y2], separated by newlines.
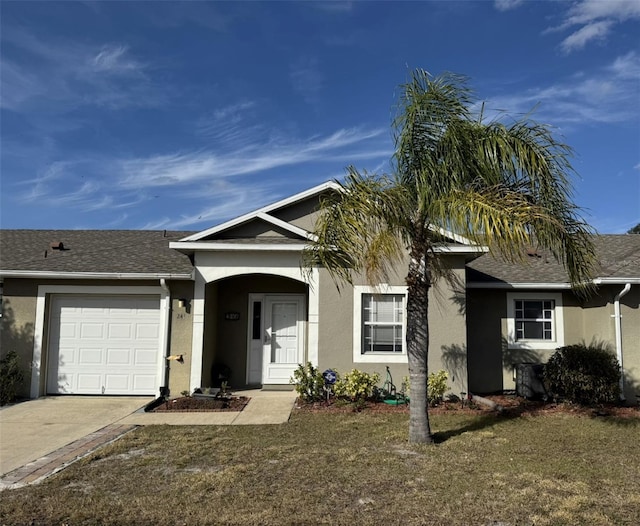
[1, 183, 639, 403]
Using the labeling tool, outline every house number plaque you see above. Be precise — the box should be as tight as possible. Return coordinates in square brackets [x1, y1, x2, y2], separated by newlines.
[225, 312, 241, 321]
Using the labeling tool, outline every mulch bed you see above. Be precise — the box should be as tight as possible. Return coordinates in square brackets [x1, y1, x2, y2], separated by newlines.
[150, 396, 250, 412]
[295, 394, 640, 418]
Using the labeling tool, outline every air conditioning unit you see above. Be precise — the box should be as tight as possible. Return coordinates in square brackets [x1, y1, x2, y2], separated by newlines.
[515, 363, 547, 400]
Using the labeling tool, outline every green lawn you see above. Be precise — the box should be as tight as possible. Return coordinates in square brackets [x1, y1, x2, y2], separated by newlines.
[1, 410, 639, 525]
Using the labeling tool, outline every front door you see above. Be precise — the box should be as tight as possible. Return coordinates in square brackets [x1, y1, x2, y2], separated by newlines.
[262, 295, 305, 384]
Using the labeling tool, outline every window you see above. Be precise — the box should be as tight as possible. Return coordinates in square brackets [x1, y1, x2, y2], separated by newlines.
[514, 299, 554, 340]
[506, 292, 564, 350]
[353, 286, 408, 363]
[362, 294, 404, 353]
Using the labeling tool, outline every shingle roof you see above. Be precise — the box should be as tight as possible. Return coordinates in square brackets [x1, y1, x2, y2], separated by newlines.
[0, 230, 196, 277]
[467, 234, 640, 285]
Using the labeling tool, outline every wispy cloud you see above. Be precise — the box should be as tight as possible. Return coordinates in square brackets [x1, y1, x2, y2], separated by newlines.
[1, 26, 157, 112]
[554, 0, 640, 53]
[91, 44, 144, 74]
[290, 57, 324, 105]
[141, 183, 280, 230]
[121, 127, 387, 189]
[16, 123, 389, 228]
[493, 0, 525, 12]
[480, 53, 640, 126]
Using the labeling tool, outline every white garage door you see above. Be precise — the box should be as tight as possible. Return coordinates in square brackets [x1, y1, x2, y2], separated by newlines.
[47, 295, 161, 395]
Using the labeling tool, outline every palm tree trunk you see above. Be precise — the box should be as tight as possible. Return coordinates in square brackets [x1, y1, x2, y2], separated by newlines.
[406, 236, 433, 443]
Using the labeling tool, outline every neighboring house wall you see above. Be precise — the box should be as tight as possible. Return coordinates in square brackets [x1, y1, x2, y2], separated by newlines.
[467, 285, 639, 403]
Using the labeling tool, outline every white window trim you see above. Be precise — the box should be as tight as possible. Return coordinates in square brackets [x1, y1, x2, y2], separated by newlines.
[353, 285, 408, 364]
[506, 292, 564, 350]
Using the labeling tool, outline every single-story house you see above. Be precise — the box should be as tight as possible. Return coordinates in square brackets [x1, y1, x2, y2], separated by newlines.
[1, 182, 638, 403]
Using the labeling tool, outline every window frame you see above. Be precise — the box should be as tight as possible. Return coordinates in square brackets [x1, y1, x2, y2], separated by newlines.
[353, 285, 408, 363]
[506, 292, 564, 350]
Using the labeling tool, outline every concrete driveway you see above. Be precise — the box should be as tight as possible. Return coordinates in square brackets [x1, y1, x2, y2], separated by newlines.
[0, 396, 151, 476]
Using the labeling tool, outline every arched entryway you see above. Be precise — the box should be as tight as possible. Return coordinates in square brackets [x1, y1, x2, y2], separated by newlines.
[200, 274, 307, 388]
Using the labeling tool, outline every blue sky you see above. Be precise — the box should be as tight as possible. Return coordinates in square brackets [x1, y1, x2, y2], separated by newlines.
[1, 1, 639, 233]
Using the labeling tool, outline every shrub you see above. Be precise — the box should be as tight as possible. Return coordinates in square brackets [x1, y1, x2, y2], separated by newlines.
[427, 370, 449, 406]
[0, 351, 24, 406]
[544, 343, 620, 405]
[402, 370, 450, 406]
[290, 362, 326, 403]
[334, 369, 380, 402]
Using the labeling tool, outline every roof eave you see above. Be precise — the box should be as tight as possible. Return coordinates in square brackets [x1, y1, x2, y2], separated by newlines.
[0, 271, 195, 281]
[170, 242, 306, 252]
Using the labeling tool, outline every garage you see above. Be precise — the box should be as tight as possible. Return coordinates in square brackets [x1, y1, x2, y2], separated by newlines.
[46, 295, 162, 395]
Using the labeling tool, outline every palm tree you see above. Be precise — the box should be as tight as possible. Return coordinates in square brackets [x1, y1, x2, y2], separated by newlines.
[303, 69, 597, 443]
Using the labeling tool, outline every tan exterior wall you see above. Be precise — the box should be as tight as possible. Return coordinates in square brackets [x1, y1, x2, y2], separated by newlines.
[468, 285, 640, 403]
[1, 279, 39, 399]
[270, 197, 322, 232]
[166, 280, 195, 396]
[317, 255, 469, 396]
[1, 277, 195, 399]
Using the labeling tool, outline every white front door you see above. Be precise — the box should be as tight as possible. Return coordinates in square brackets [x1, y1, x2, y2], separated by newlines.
[262, 295, 305, 384]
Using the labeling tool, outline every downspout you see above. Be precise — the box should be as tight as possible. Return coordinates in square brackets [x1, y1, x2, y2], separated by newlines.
[613, 283, 631, 401]
[160, 279, 172, 397]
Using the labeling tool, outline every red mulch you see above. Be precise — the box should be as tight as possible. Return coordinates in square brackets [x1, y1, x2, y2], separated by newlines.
[294, 395, 640, 419]
[151, 396, 250, 412]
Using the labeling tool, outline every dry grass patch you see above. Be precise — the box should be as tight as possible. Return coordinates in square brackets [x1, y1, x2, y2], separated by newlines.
[1, 411, 638, 525]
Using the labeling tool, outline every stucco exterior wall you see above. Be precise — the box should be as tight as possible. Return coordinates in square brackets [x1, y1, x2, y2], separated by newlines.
[1, 277, 194, 399]
[270, 197, 322, 232]
[317, 255, 469, 396]
[1, 279, 39, 399]
[166, 280, 195, 396]
[468, 285, 640, 403]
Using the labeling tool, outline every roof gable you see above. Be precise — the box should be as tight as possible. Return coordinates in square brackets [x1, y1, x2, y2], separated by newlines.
[180, 181, 339, 242]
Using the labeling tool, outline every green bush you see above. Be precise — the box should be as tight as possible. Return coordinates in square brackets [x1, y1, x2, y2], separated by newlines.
[402, 370, 450, 406]
[334, 369, 380, 402]
[290, 362, 326, 403]
[0, 351, 24, 406]
[544, 343, 620, 405]
[427, 370, 449, 406]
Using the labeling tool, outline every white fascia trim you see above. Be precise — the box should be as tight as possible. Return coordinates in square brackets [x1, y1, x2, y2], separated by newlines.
[433, 246, 488, 254]
[593, 278, 640, 285]
[180, 181, 340, 241]
[170, 242, 306, 252]
[428, 225, 475, 246]
[0, 271, 193, 280]
[467, 282, 571, 289]
[506, 291, 565, 351]
[255, 212, 318, 242]
[353, 285, 408, 364]
[30, 284, 168, 399]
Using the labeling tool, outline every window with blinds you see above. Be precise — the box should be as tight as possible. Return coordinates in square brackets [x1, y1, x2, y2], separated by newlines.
[362, 294, 404, 353]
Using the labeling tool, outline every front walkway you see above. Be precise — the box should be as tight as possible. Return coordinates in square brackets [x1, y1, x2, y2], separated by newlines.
[119, 389, 297, 426]
[0, 389, 297, 490]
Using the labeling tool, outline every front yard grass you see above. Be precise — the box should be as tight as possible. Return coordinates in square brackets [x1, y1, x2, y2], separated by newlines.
[1, 410, 639, 525]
